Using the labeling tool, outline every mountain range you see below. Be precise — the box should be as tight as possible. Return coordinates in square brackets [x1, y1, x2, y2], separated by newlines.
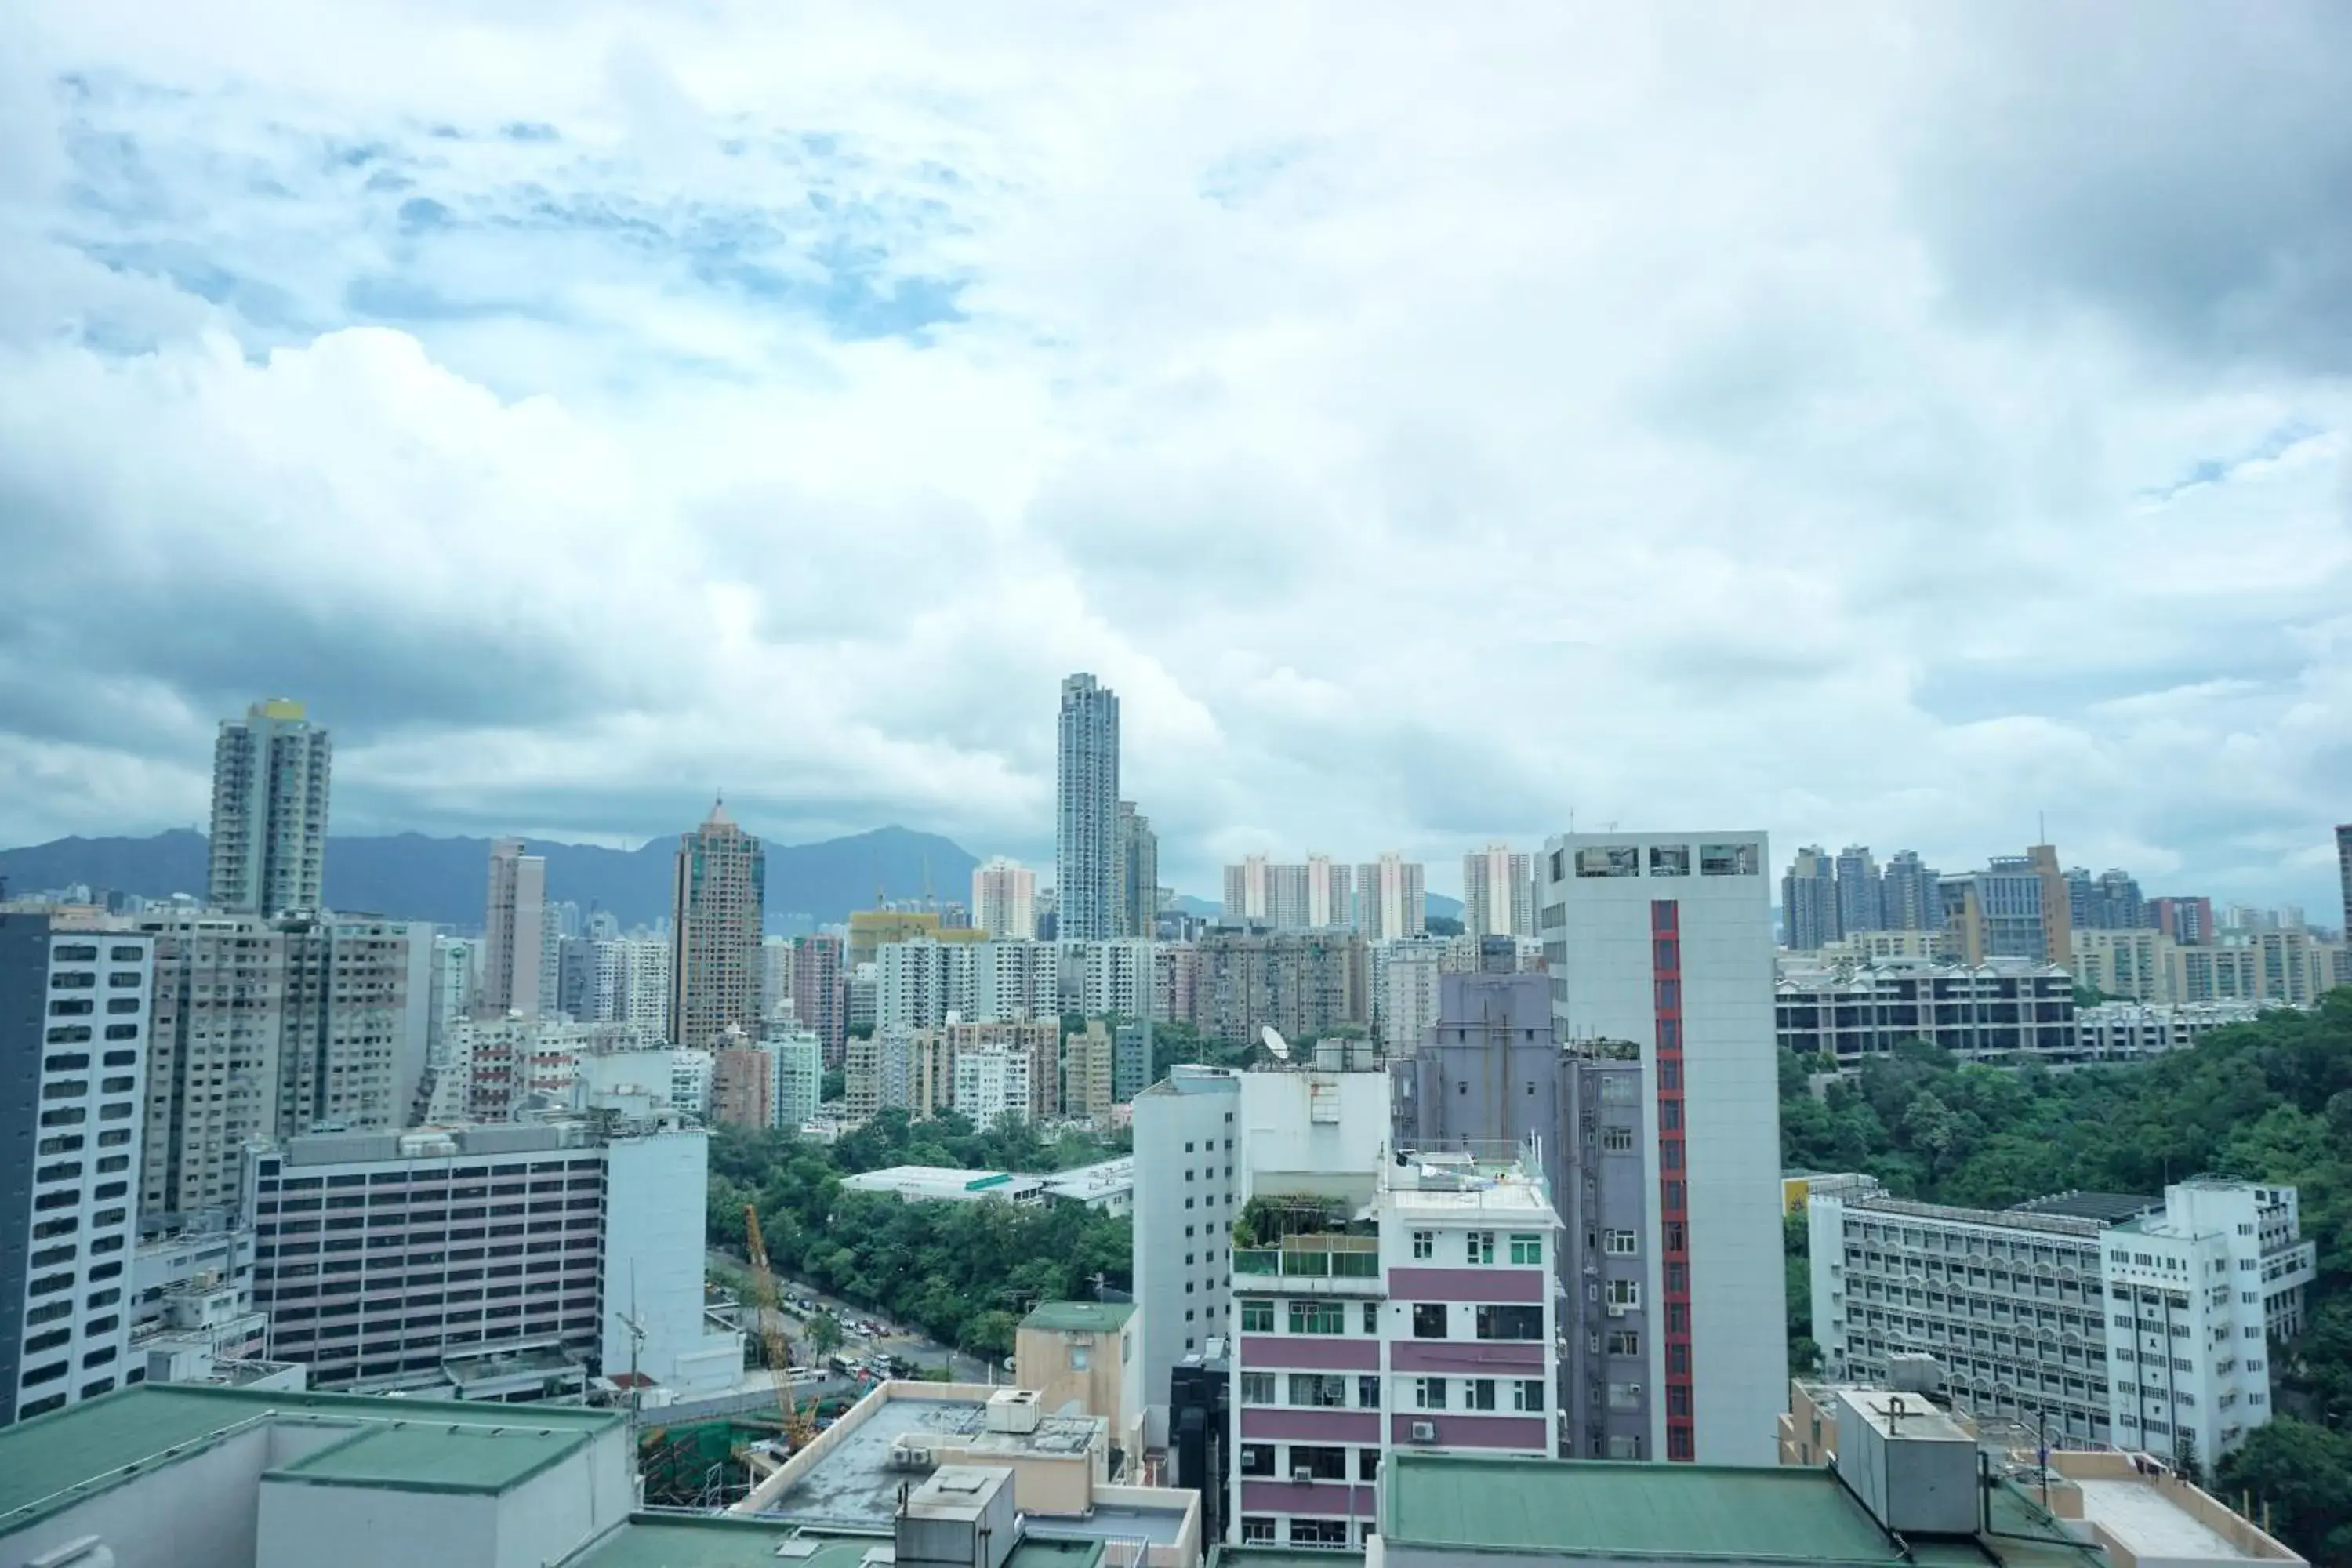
[0, 826, 981, 934]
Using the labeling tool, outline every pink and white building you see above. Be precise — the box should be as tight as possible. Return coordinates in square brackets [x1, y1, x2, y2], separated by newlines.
[1228, 1149, 1559, 1551]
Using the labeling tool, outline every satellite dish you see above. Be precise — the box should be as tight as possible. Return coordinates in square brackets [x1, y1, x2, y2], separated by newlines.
[1260, 1025, 1290, 1062]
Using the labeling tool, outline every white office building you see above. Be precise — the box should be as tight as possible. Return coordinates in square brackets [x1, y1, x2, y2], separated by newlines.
[1, 914, 154, 1425]
[245, 1116, 740, 1400]
[1540, 831, 1785, 1465]
[2101, 1180, 2316, 1471]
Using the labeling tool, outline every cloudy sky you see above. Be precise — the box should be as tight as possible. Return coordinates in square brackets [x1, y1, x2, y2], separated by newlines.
[2, 2, 2347, 911]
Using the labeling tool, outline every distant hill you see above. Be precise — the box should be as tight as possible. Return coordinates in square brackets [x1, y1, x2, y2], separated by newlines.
[0, 825, 981, 934]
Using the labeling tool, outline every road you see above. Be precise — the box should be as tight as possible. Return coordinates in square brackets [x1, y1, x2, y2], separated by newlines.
[708, 1247, 1003, 1386]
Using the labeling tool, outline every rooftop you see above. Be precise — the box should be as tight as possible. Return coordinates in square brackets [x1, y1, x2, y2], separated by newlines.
[0, 1385, 619, 1535]
[1380, 1452, 2103, 1568]
[569, 1518, 1100, 1568]
[1023, 1301, 1137, 1334]
[272, 1421, 588, 1495]
[757, 1392, 1104, 1530]
[2074, 1480, 2259, 1563]
[2009, 1191, 2161, 1224]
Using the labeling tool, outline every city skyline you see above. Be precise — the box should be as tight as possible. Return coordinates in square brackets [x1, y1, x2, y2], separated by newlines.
[2, 9, 2347, 925]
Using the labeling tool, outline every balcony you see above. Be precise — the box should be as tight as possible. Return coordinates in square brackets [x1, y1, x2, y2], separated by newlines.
[1233, 1236, 1383, 1294]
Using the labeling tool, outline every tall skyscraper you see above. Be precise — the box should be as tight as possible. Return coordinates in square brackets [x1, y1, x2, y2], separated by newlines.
[1222, 854, 1269, 924]
[1833, 845, 1882, 935]
[1780, 845, 1837, 950]
[1355, 852, 1426, 938]
[206, 697, 332, 915]
[1055, 673, 1121, 942]
[1463, 842, 1537, 937]
[669, 801, 766, 1047]
[1114, 801, 1159, 938]
[1, 913, 155, 1424]
[971, 857, 1038, 939]
[1541, 832, 1784, 1465]
[481, 838, 546, 1018]
[2336, 824, 2350, 942]
[1304, 854, 1351, 931]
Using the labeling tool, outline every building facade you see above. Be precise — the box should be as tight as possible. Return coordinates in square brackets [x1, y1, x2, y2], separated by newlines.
[206, 697, 332, 916]
[1229, 1151, 1561, 1551]
[670, 803, 766, 1047]
[1773, 960, 2076, 1062]
[1540, 831, 1785, 1465]
[1, 913, 154, 1425]
[481, 838, 547, 1019]
[1055, 673, 1121, 942]
[1355, 855, 1427, 939]
[1462, 844, 1536, 939]
[971, 857, 1039, 941]
[1781, 846, 1838, 952]
[791, 934, 847, 1065]
[1116, 802, 1160, 940]
[1196, 931, 1370, 1046]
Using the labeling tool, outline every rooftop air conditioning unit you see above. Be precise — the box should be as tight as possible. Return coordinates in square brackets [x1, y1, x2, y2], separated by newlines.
[1407, 1421, 1437, 1443]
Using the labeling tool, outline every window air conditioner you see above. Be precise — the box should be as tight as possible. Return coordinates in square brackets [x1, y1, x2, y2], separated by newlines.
[1408, 1421, 1437, 1443]
[1293, 1467, 1315, 1485]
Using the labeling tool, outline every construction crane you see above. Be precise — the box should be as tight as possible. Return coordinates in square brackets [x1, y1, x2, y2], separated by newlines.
[744, 1204, 814, 1450]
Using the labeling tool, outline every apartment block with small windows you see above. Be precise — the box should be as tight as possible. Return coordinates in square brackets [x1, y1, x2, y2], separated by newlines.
[1773, 959, 2076, 1063]
[1, 913, 154, 1425]
[1229, 1149, 1559, 1552]
[2100, 1180, 2316, 1472]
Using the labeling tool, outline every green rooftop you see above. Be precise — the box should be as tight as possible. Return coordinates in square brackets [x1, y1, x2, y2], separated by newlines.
[1022, 1301, 1137, 1334]
[1383, 1454, 1907, 1564]
[0, 1385, 619, 1535]
[271, 1421, 590, 1495]
[566, 1520, 1104, 1568]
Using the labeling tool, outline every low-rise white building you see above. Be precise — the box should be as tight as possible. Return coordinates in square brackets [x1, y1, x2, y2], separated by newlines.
[2076, 1000, 2278, 1060]
[840, 1165, 1048, 1204]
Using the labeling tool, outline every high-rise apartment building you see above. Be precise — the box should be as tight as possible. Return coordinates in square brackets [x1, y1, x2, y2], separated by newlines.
[1354, 854, 1425, 939]
[1222, 857, 1356, 931]
[1463, 844, 1536, 938]
[2336, 824, 2351, 942]
[481, 838, 547, 1018]
[1780, 845, 1838, 951]
[2150, 896, 2215, 946]
[972, 857, 1039, 940]
[1196, 931, 1369, 1046]
[1374, 937, 1446, 1054]
[1540, 832, 1784, 1464]
[1228, 1151, 1562, 1550]
[1880, 851, 1940, 932]
[1056, 673, 1121, 942]
[1116, 802, 1160, 938]
[1062, 1020, 1117, 1120]
[669, 802, 765, 1047]
[2, 913, 154, 1425]
[1834, 846, 1882, 936]
[206, 698, 332, 916]
[140, 911, 434, 1221]
[1305, 856, 1352, 932]
[1390, 973, 1653, 1459]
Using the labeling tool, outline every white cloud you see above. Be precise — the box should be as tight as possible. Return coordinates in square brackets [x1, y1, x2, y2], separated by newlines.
[0, 0, 2347, 916]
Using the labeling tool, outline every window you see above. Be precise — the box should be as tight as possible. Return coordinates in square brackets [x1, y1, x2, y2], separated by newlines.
[1414, 1377, 1449, 1410]
[1240, 1372, 1276, 1405]
[1466, 1232, 1495, 1265]
[1602, 1127, 1635, 1152]
[1291, 1445, 1348, 1480]
[1362, 1302, 1378, 1333]
[1239, 1443, 1276, 1477]
[1240, 1300, 1274, 1333]
[1476, 1305, 1544, 1340]
[1577, 845, 1640, 877]
[1514, 1379, 1545, 1412]
[1240, 1519, 1276, 1545]
[1649, 845, 1690, 877]
[1289, 1374, 1348, 1407]
[1700, 842, 1758, 876]
[1358, 1374, 1381, 1408]
[1604, 1279, 1641, 1308]
[1413, 1303, 1448, 1338]
[1465, 1378, 1497, 1411]
[1606, 1330, 1640, 1356]
[1290, 1520, 1349, 1547]
[1412, 1230, 1433, 1259]
[1605, 1229, 1639, 1255]
[1510, 1233, 1542, 1265]
[1288, 1301, 1345, 1335]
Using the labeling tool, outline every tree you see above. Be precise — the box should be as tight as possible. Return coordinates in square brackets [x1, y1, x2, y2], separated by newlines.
[822, 1067, 846, 1102]
[2215, 1417, 2352, 1563]
[806, 1311, 844, 1357]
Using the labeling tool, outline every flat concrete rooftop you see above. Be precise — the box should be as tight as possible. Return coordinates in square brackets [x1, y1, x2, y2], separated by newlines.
[758, 1396, 1102, 1530]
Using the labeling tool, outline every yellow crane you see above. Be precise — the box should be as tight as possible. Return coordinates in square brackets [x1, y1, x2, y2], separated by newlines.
[743, 1204, 814, 1450]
